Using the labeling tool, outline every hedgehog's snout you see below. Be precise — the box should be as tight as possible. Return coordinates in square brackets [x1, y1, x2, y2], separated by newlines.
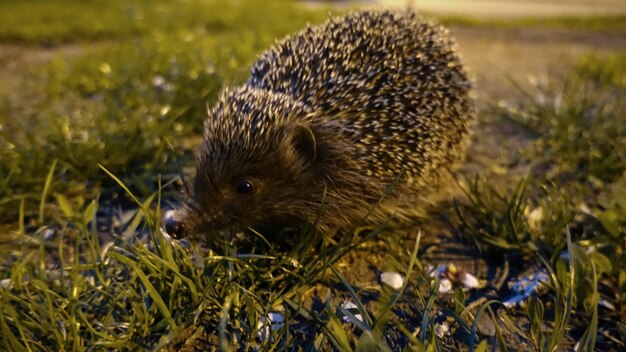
[165, 216, 187, 239]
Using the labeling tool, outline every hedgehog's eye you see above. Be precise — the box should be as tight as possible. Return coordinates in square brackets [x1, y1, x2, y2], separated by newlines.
[235, 180, 254, 194]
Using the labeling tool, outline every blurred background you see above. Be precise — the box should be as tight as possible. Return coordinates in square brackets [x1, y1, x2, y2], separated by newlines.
[374, 0, 626, 18]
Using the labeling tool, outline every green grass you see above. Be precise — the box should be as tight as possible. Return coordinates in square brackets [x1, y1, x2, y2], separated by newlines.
[0, 179, 432, 350]
[1, 0, 625, 350]
[439, 14, 626, 31]
[450, 53, 626, 350]
[501, 53, 626, 185]
[0, 0, 330, 222]
[0, 0, 329, 45]
[1, 0, 623, 45]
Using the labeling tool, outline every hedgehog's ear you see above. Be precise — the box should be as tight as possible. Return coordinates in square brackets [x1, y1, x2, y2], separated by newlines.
[282, 124, 317, 165]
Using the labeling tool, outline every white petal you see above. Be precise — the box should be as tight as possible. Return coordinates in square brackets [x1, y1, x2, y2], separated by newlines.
[340, 301, 363, 323]
[438, 278, 453, 293]
[380, 271, 404, 290]
[256, 312, 285, 341]
[435, 322, 450, 338]
[43, 228, 55, 241]
[527, 206, 544, 232]
[460, 272, 480, 288]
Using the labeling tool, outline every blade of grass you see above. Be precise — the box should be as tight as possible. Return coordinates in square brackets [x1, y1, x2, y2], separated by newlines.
[372, 231, 421, 332]
[419, 283, 438, 342]
[575, 261, 598, 352]
[468, 300, 502, 352]
[330, 266, 374, 328]
[108, 252, 178, 330]
[18, 197, 24, 235]
[99, 164, 147, 214]
[39, 159, 57, 224]
[327, 312, 353, 352]
[0, 297, 29, 352]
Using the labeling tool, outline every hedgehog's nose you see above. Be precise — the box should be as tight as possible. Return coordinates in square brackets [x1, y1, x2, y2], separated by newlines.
[165, 217, 186, 239]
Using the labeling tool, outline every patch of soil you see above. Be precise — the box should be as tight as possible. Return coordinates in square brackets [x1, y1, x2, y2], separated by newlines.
[451, 25, 626, 106]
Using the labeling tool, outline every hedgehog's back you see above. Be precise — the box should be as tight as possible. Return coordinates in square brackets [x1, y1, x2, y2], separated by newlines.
[247, 10, 468, 112]
[246, 10, 474, 185]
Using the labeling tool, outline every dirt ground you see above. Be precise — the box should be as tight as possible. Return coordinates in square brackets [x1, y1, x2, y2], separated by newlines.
[451, 25, 626, 181]
[453, 25, 626, 104]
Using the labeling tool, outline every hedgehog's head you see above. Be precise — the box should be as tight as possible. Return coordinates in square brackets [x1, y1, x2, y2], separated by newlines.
[167, 87, 346, 240]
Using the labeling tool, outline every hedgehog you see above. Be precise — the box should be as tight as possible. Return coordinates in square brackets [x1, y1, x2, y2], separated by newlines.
[165, 9, 475, 240]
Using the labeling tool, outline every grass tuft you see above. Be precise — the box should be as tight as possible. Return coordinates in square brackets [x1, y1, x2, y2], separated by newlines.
[501, 53, 626, 185]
